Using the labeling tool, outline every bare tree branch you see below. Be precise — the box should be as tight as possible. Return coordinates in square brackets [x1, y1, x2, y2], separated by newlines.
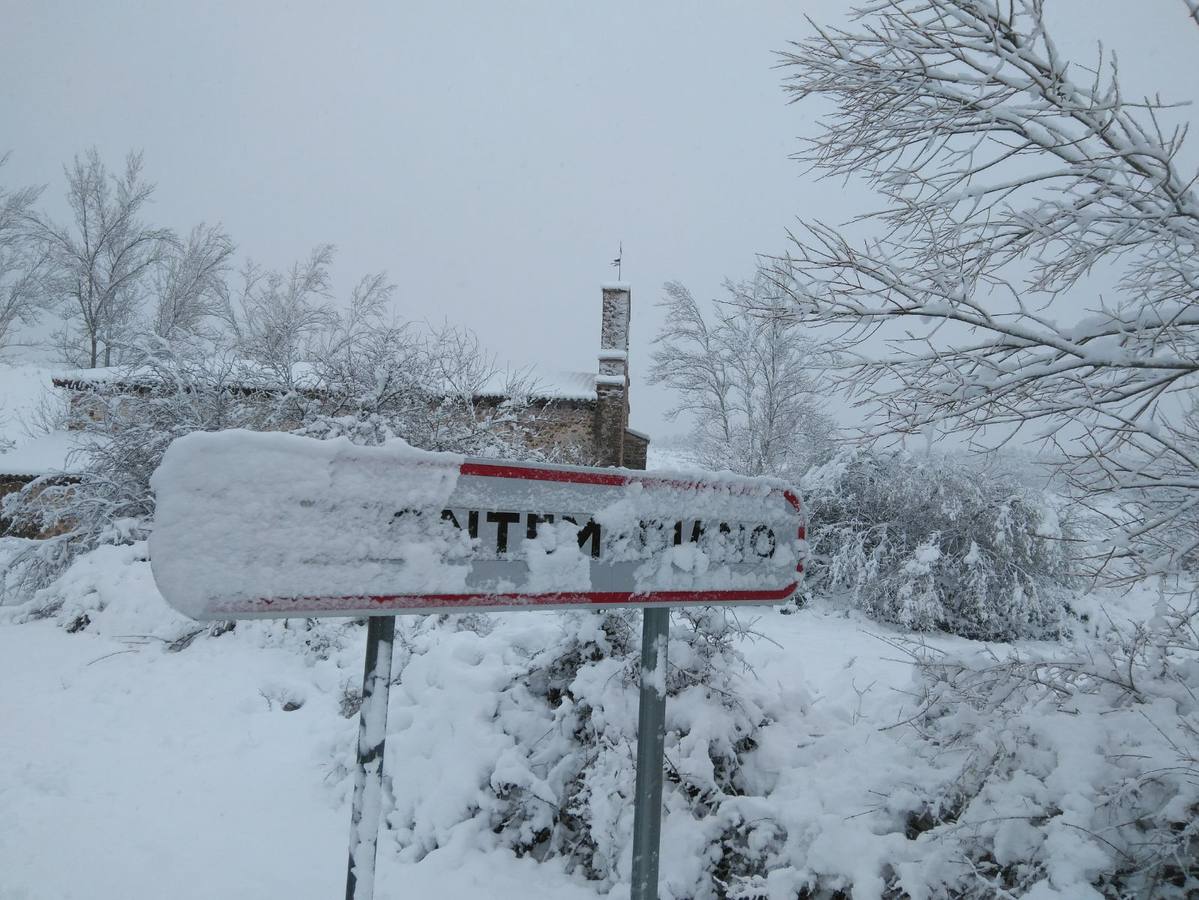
[0, 153, 49, 354]
[775, 0, 1199, 577]
[31, 149, 175, 367]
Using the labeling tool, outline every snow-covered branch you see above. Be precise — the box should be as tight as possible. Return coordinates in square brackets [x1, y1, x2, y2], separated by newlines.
[776, 0, 1199, 576]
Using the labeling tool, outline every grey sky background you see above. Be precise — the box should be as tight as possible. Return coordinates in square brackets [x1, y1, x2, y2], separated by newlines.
[2, 1, 1195, 438]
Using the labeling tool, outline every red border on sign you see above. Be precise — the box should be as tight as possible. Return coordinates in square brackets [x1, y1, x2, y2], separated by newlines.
[461, 460, 804, 514]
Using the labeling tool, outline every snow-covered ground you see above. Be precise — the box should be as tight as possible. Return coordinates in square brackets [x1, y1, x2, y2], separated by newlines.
[0, 578, 960, 900]
[5, 527, 1151, 898]
[0, 366, 57, 446]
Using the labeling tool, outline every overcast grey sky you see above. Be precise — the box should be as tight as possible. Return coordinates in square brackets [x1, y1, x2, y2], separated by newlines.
[2, 1, 1194, 436]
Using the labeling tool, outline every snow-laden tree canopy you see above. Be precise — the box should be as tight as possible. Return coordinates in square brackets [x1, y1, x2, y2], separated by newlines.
[776, 0, 1199, 578]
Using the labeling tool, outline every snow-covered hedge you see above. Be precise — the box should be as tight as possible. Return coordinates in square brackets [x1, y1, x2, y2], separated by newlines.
[801, 448, 1073, 640]
[374, 591, 1199, 898]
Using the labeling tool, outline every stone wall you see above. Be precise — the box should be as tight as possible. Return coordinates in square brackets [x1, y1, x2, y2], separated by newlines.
[470, 397, 597, 463]
[622, 431, 649, 471]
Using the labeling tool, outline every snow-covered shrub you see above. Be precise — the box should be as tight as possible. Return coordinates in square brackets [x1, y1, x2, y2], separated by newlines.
[802, 448, 1073, 640]
[378, 607, 772, 898]
[880, 594, 1199, 898]
[674, 588, 1199, 899]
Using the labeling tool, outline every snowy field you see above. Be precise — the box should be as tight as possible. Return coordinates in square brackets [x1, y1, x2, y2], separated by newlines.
[0, 579, 971, 900]
[0, 531, 1159, 899]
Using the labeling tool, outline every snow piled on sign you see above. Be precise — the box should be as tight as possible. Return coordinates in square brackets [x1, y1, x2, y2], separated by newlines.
[150, 430, 803, 619]
[150, 431, 467, 619]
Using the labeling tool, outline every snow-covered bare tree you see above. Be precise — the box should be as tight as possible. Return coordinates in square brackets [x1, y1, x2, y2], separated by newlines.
[151, 223, 234, 340]
[306, 300, 547, 457]
[0, 154, 48, 354]
[33, 149, 174, 367]
[414, 323, 547, 456]
[224, 244, 338, 385]
[650, 276, 836, 479]
[775, 0, 1199, 577]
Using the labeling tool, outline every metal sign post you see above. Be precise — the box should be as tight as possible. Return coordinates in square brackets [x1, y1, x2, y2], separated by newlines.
[345, 616, 396, 900]
[149, 436, 805, 900]
[630, 606, 669, 900]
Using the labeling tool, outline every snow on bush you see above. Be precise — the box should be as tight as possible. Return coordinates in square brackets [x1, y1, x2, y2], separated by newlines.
[367, 605, 773, 897]
[873, 595, 1199, 898]
[361, 583, 1197, 899]
[802, 448, 1073, 641]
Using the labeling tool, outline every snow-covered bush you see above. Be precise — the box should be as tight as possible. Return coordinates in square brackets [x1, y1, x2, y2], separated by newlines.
[377, 606, 772, 898]
[802, 448, 1073, 640]
[298, 322, 558, 460]
[880, 595, 1199, 898]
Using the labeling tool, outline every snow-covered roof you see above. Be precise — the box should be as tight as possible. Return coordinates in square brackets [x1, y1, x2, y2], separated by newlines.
[53, 362, 597, 403]
[52, 361, 324, 392]
[0, 430, 93, 479]
[474, 369, 597, 402]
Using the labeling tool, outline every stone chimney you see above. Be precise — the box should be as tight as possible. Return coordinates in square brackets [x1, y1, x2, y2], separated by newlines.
[595, 283, 631, 467]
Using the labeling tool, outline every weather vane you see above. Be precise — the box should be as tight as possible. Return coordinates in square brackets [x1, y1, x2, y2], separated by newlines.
[611, 241, 622, 280]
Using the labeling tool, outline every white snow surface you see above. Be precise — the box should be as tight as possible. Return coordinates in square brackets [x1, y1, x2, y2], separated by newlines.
[0, 365, 57, 446]
[150, 431, 466, 617]
[2, 528, 1181, 898]
[0, 366, 97, 477]
[478, 367, 597, 400]
[2, 427, 1192, 899]
[0, 542, 920, 899]
[0, 429, 92, 477]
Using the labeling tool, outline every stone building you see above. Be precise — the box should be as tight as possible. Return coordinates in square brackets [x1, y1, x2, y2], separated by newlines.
[0, 283, 650, 533]
[469, 282, 648, 468]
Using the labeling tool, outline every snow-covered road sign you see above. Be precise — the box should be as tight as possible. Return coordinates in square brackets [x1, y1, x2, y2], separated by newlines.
[149, 431, 804, 620]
